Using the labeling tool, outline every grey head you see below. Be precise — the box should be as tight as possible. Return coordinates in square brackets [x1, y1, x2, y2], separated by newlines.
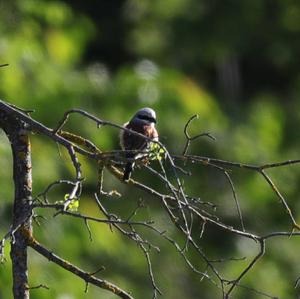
[131, 107, 157, 125]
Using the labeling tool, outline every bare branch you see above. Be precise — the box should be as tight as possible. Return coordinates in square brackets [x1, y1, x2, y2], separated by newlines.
[225, 240, 265, 298]
[182, 114, 216, 155]
[2, 100, 300, 298]
[26, 284, 49, 291]
[28, 237, 134, 299]
[260, 170, 300, 230]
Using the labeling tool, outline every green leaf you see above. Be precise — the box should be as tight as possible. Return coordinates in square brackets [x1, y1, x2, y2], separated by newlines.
[67, 199, 79, 211]
[64, 193, 79, 211]
[149, 142, 166, 161]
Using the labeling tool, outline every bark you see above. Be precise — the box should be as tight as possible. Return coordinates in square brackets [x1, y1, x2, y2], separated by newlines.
[1, 113, 32, 299]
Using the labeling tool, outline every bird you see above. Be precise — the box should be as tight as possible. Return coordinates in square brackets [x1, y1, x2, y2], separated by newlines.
[120, 107, 158, 181]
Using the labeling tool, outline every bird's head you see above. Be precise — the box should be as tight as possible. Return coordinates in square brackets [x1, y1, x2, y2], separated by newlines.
[131, 107, 157, 126]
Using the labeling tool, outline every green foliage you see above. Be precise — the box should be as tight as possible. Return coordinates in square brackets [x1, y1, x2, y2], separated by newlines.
[149, 142, 166, 161]
[63, 193, 79, 212]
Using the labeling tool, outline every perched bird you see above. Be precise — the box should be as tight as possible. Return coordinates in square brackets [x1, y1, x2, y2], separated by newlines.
[120, 107, 158, 181]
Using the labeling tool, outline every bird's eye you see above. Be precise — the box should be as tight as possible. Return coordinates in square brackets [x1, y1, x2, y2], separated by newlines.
[138, 115, 156, 123]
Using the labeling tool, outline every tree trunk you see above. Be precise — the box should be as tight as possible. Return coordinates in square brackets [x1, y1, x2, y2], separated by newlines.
[2, 116, 33, 299]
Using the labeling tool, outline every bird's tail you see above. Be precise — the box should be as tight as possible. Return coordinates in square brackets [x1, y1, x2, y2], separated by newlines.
[123, 162, 134, 181]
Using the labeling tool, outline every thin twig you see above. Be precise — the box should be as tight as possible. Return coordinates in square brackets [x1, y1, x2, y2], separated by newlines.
[28, 237, 134, 299]
[182, 114, 216, 155]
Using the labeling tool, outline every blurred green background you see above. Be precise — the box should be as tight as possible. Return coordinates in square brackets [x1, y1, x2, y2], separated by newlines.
[1, 0, 300, 298]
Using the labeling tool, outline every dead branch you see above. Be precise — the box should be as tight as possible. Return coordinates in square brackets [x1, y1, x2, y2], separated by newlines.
[1, 100, 300, 299]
